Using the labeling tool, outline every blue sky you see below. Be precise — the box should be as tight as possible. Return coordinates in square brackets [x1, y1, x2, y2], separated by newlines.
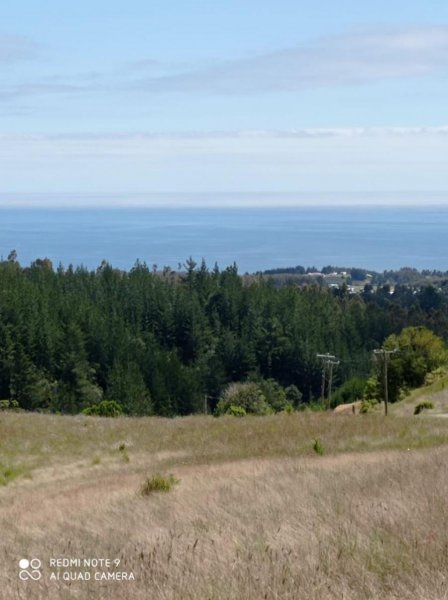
[0, 1, 447, 202]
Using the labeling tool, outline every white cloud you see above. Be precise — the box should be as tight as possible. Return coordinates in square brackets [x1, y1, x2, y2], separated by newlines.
[129, 26, 448, 94]
[2, 26, 448, 102]
[1, 126, 447, 143]
[0, 34, 39, 65]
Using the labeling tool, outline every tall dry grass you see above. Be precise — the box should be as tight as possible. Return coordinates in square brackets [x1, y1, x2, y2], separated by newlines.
[1, 411, 448, 471]
[1, 412, 448, 599]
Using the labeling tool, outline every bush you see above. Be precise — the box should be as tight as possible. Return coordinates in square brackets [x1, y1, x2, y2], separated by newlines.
[363, 377, 380, 403]
[285, 385, 303, 407]
[313, 438, 324, 455]
[140, 473, 179, 495]
[216, 382, 270, 416]
[258, 378, 289, 412]
[381, 326, 447, 401]
[414, 400, 434, 415]
[227, 404, 246, 417]
[424, 367, 447, 386]
[244, 378, 301, 413]
[82, 400, 123, 417]
[0, 399, 19, 411]
[332, 377, 366, 408]
[360, 399, 375, 414]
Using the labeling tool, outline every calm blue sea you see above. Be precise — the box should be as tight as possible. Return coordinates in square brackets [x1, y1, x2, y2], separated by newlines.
[0, 206, 447, 273]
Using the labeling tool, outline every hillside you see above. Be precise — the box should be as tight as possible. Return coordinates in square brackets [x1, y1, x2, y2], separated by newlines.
[2, 258, 448, 419]
[1, 410, 448, 599]
[391, 375, 448, 418]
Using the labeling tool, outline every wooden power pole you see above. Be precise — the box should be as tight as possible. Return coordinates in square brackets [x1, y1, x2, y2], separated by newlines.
[316, 353, 339, 409]
[373, 348, 398, 416]
[327, 358, 340, 409]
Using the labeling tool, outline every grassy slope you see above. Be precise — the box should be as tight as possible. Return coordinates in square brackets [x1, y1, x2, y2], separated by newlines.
[2, 410, 448, 474]
[1, 411, 448, 599]
[391, 375, 448, 417]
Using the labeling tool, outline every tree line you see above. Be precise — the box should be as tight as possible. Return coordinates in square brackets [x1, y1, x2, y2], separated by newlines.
[1, 254, 448, 416]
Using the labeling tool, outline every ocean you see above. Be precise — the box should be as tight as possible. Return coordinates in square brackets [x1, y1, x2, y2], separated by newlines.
[0, 206, 447, 273]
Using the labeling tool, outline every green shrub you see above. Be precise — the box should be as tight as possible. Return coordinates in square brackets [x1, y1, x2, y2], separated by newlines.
[245, 378, 302, 413]
[227, 404, 246, 417]
[424, 367, 447, 386]
[359, 398, 373, 415]
[82, 400, 123, 417]
[0, 399, 20, 411]
[216, 382, 270, 416]
[380, 327, 447, 402]
[285, 385, 303, 407]
[313, 438, 324, 455]
[140, 473, 179, 495]
[258, 378, 289, 412]
[363, 377, 380, 403]
[332, 377, 366, 408]
[414, 400, 434, 415]
[360, 399, 375, 414]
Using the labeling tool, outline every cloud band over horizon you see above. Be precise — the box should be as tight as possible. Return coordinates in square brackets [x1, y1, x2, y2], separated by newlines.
[1, 14, 448, 199]
[0, 126, 447, 199]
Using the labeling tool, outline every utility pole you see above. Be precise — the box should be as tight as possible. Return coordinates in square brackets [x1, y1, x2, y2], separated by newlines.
[373, 348, 399, 416]
[316, 353, 339, 409]
[327, 358, 340, 409]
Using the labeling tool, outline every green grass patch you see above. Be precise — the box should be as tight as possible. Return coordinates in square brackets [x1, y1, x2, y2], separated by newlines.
[0, 463, 26, 486]
[140, 473, 179, 496]
[313, 438, 324, 455]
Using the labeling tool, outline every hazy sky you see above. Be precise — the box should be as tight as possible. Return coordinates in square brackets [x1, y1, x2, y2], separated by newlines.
[1, 1, 447, 203]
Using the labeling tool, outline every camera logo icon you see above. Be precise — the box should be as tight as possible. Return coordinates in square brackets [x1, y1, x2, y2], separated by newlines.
[19, 558, 42, 581]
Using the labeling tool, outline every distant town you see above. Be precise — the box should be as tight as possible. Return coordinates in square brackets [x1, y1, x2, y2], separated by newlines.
[259, 265, 448, 294]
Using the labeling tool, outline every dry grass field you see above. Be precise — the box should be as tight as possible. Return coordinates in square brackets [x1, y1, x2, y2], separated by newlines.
[1, 410, 448, 600]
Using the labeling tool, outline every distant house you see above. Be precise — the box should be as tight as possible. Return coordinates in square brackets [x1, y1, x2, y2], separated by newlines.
[324, 272, 348, 287]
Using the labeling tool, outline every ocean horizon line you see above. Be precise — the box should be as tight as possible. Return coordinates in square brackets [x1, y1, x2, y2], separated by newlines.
[1, 191, 448, 209]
